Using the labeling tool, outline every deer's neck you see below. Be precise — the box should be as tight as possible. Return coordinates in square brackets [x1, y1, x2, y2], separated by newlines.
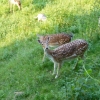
[45, 48, 55, 62]
[45, 48, 53, 56]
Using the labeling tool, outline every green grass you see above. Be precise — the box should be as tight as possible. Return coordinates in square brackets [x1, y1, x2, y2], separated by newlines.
[0, 0, 100, 100]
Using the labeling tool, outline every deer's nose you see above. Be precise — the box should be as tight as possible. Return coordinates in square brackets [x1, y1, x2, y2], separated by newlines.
[45, 47, 48, 49]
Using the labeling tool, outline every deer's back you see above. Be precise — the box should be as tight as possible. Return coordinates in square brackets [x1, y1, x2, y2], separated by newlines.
[39, 33, 73, 47]
[49, 39, 88, 62]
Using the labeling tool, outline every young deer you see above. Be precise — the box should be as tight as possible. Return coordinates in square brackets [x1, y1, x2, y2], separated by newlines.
[35, 14, 47, 22]
[42, 37, 88, 78]
[9, 0, 21, 12]
[38, 33, 73, 62]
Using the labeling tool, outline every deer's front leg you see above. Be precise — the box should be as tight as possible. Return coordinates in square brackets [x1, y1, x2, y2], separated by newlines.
[55, 63, 61, 79]
[52, 62, 57, 75]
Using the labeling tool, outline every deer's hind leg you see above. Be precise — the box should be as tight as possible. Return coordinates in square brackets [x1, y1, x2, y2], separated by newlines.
[72, 57, 79, 70]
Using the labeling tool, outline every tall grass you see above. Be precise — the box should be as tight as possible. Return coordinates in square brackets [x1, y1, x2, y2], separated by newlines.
[0, 0, 100, 100]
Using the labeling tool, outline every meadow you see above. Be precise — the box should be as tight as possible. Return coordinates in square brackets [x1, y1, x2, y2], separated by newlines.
[0, 0, 100, 100]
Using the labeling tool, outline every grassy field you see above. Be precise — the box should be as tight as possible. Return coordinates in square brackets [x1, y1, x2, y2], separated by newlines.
[0, 0, 100, 100]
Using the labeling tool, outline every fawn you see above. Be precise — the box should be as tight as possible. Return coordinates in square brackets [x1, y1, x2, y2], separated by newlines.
[9, 0, 21, 12]
[35, 14, 47, 22]
[42, 37, 88, 78]
[38, 33, 73, 62]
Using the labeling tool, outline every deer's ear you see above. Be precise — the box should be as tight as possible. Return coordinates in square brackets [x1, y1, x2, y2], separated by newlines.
[47, 37, 50, 42]
[38, 39, 41, 43]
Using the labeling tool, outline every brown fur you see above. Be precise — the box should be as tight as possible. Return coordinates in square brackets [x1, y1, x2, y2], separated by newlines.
[43, 38, 88, 78]
[38, 33, 73, 47]
[38, 33, 73, 62]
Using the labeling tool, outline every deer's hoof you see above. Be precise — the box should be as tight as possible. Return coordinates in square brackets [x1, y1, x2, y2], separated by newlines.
[55, 75, 58, 79]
